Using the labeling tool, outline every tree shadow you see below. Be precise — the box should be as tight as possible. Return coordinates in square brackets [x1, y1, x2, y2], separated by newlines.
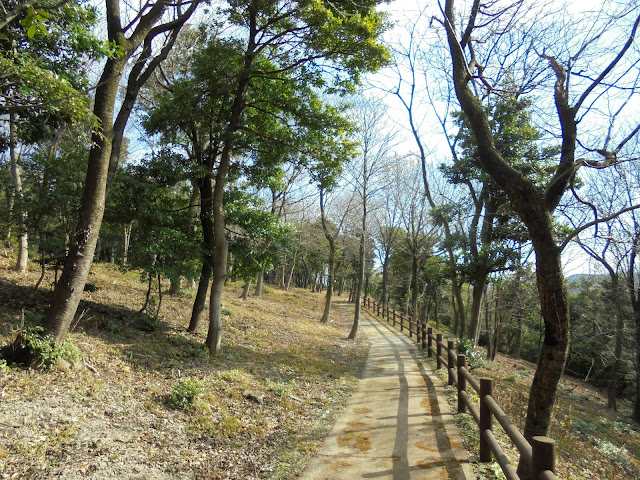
[0, 277, 358, 388]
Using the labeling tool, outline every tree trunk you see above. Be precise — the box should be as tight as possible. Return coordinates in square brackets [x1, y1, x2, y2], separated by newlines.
[155, 273, 163, 320]
[468, 280, 485, 340]
[444, 0, 572, 460]
[9, 112, 28, 273]
[139, 272, 153, 314]
[43, 0, 196, 344]
[169, 276, 181, 295]
[240, 278, 251, 300]
[350, 211, 366, 340]
[286, 250, 296, 291]
[44, 55, 125, 342]
[380, 255, 389, 309]
[254, 270, 264, 297]
[206, 148, 231, 356]
[188, 175, 214, 332]
[278, 263, 286, 289]
[122, 222, 132, 265]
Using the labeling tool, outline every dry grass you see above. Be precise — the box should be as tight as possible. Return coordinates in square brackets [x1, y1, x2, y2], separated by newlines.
[0, 254, 369, 479]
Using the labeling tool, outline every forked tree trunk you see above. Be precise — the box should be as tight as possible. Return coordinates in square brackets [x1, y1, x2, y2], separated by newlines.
[43, 0, 197, 344]
[444, 1, 572, 464]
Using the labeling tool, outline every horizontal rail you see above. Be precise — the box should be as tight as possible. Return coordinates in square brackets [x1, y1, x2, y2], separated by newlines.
[484, 395, 533, 468]
[460, 366, 480, 394]
[361, 296, 558, 480]
[483, 429, 519, 480]
[460, 390, 479, 425]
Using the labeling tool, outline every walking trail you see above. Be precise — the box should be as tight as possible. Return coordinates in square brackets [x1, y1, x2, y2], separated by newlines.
[300, 303, 476, 480]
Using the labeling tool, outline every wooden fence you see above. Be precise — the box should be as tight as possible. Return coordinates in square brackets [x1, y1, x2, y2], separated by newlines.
[362, 297, 558, 480]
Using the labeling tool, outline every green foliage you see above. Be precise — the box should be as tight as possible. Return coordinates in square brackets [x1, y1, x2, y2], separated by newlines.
[442, 94, 559, 284]
[226, 191, 296, 281]
[17, 325, 81, 371]
[456, 337, 486, 369]
[107, 152, 201, 284]
[168, 378, 207, 411]
[0, 0, 106, 136]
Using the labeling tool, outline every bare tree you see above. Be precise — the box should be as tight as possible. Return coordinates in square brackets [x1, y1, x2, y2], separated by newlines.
[438, 1, 640, 471]
[346, 97, 396, 339]
[373, 7, 469, 334]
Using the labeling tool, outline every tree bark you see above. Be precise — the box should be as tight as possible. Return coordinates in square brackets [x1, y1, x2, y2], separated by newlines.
[188, 174, 214, 332]
[122, 221, 132, 265]
[254, 270, 264, 297]
[169, 276, 181, 295]
[319, 189, 336, 324]
[240, 278, 251, 300]
[9, 112, 28, 273]
[350, 196, 367, 340]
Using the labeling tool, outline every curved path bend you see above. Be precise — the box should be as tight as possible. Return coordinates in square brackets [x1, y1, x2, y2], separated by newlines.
[300, 304, 476, 480]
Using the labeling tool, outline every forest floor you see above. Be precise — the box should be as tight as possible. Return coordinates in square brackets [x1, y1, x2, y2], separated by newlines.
[0, 253, 639, 479]
[0, 256, 369, 479]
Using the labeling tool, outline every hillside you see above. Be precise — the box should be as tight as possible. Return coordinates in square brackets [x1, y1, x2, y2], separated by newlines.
[2, 254, 640, 480]
[0, 256, 369, 479]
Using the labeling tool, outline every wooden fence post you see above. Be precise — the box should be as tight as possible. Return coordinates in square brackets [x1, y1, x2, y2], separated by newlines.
[393, 310, 396, 327]
[436, 333, 443, 369]
[447, 340, 455, 385]
[532, 436, 555, 479]
[409, 316, 412, 339]
[480, 378, 493, 462]
[427, 328, 433, 357]
[457, 354, 466, 413]
[400, 313, 404, 332]
[421, 321, 426, 349]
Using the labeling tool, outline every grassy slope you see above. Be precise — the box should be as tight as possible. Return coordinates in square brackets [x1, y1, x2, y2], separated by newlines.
[0, 256, 368, 479]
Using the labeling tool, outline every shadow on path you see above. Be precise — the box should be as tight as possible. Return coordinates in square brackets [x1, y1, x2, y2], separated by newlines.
[300, 307, 475, 480]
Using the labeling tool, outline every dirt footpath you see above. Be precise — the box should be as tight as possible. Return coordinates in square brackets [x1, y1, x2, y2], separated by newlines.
[300, 310, 476, 480]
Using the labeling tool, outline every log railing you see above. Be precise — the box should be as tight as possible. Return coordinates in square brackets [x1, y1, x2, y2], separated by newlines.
[362, 296, 558, 480]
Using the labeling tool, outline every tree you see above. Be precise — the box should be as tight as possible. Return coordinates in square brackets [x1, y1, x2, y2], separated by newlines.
[202, 0, 388, 355]
[445, 94, 554, 342]
[374, 6, 468, 335]
[398, 171, 437, 321]
[569, 162, 640, 415]
[225, 192, 295, 300]
[1, 0, 104, 272]
[41, 0, 201, 344]
[346, 97, 396, 339]
[439, 0, 640, 467]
